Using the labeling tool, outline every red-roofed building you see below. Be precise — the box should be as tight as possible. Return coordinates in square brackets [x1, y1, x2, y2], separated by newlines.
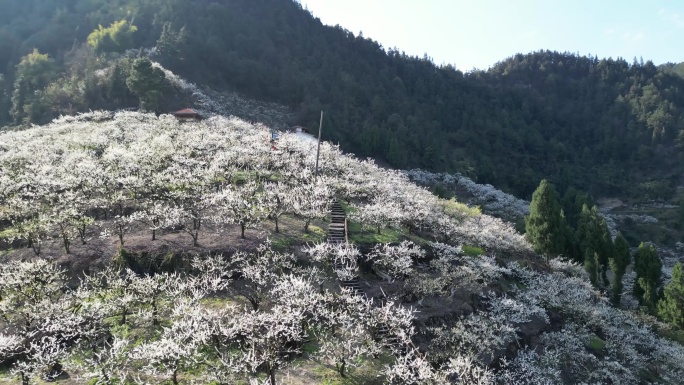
[173, 108, 203, 121]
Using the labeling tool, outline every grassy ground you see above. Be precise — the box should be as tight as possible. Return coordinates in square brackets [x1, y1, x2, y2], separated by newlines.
[281, 353, 393, 385]
[267, 215, 327, 251]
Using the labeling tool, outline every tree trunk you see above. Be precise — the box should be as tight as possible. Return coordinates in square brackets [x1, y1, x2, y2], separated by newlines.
[338, 359, 347, 377]
[63, 233, 70, 254]
[31, 240, 41, 256]
[152, 299, 159, 326]
[78, 223, 87, 244]
[275, 216, 279, 233]
[269, 364, 276, 385]
[248, 296, 259, 311]
[152, 218, 159, 241]
[304, 219, 310, 233]
[172, 368, 178, 385]
[118, 224, 124, 246]
[241, 223, 246, 239]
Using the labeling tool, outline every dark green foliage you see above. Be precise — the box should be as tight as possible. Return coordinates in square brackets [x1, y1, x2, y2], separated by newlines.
[87, 20, 138, 54]
[10, 49, 57, 123]
[114, 247, 185, 274]
[525, 180, 566, 257]
[610, 232, 631, 305]
[575, 205, 613, 286]
[106, 59, 136, 106]
[126, 57, 165, 112]
[636, 180, 675, 201]
[2, 0, 684, 202]
[658, 262, 684, 329]
[584, 248, 598, 286]
[156, 22, 188, 71]
[633, 242, 662, 310]
[677, 199, 684, 230]
[561, 187, 593, 230]
[661, 62, 684, 79]
[0, 74, 9, 125]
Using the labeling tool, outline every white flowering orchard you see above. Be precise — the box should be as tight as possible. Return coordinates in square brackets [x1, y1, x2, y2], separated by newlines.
[0, 111, 682, 384]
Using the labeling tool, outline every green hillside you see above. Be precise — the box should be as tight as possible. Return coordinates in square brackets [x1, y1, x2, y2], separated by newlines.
[1, 0, 684, 199]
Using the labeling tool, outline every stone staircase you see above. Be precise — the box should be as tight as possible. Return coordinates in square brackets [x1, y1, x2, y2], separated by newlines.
[327, 200, 365, 296]
[375, 323, 410, 355]
[328, 200, 347, 244]
[326, 201, 412, 357]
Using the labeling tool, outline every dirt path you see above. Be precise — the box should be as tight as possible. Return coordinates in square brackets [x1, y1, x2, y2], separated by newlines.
[596, 197, 624, 212]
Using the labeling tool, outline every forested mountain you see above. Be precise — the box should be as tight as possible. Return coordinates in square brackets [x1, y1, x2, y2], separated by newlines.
[1, 0, 684, 199]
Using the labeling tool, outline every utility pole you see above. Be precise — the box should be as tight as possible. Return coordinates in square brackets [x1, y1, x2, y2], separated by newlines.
[314, 111, 323, 182]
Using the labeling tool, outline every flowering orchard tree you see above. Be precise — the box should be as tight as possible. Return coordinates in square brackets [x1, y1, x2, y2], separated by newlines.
[367, 300, 416, 355]
[405, 168, 530, 220]
[129, 200, 181, 241]
[78, 336, 130, 385]
[0, 197, 52, 255]
[406, 242, 511, 298]
[130, 272, 183, 326]
[367, 240, 425, 282]
[303, 242, 361, 281]
[289, 179, 333, 233]
[81, 267, 141, 326]
[211, 180, 266, 239]
[48, 190, 94, 253]
[0, 260, 107, 385]
[232, 241, 296, 310]
[350, 196, 403, 234]
[382, 349, 442, 385]
[314, 289, 381, 377]
[132, 301, 212, 385]
[215, 305, 306, 385]
[263, 181, 292, 233]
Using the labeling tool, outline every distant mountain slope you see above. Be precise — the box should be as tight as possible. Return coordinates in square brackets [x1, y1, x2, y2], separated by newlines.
[1, 0, 684, 198]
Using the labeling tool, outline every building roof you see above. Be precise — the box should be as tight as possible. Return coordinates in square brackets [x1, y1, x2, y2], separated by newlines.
[173, 108, 200, 116]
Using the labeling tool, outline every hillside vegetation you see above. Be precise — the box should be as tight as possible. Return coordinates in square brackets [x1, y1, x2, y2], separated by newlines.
[2, 0, 684, 198]
[0, 112, 683, 384]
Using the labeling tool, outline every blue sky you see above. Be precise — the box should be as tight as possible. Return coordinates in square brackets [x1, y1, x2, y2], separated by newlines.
[299, 0, 684, 71]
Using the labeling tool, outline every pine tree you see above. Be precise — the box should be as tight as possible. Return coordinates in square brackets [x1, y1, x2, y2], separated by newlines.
[610, 232, 631, 305]
[576, 204, 613, 286]
[156, 22, 188, 71]
[126, 58, 165, 112]
[597, 219, 614, 286]
[525, 180, 566, 257]
[658, 262, 684, 329]
[633, 242, 662, 311]
[584, 248, 598, 285]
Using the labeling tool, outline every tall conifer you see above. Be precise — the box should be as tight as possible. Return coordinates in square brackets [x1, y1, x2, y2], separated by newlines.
[525, 180, 566, 257]
[610, 232, 631, 305]
[658, 262, 684, 329]
[633, 242, 662, 310]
